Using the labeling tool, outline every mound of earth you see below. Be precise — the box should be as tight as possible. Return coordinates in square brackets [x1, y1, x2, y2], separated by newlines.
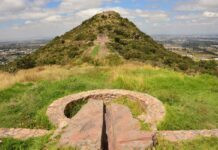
[4, 11, 217, 75]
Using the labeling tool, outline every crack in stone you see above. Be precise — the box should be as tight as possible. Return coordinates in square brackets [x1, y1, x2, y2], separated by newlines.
[101, 103, 108, 150]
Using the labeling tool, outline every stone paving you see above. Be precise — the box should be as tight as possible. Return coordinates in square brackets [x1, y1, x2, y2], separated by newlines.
[106, 104, 155, 150]
[0, 128, 49, 140]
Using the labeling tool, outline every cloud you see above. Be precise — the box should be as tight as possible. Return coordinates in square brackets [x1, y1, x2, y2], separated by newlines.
[0, 0, 26, 13]
[175, 0, 218, 11]
[203, 11, 218, 17]
[0, 0, 218, 41]
[76, 7, 169, 23]
[43, 15, 62, 22]
[58, 0, 102, 12]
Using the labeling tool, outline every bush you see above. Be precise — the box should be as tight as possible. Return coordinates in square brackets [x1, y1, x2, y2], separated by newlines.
[114, 37, 121, 43]
[199, 60, 217, 70]
[75, 33, 87, 41]
[105, 54, 123, 66]
[178, 63, 189, 71]
[124, 50, 144, 60]
[16, 55, 36, 69]
[67, 46, 80, 58]
[114, 29, 129, 37]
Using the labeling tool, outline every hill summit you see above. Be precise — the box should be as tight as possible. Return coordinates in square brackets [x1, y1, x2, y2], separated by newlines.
[4, 11, 217, 75]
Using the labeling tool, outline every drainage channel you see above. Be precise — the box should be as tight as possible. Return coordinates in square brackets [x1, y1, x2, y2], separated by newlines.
[101, 103, 108, 150]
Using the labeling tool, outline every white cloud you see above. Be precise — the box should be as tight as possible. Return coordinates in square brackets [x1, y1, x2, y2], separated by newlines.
[175, 0, 218, 11]
[199, 0, 218, 8]
[43, 15, 62, 22]
[76, 7, 169, 22]
[0, 0, 217, 41]
[203, 11, 218, 17]
[24, 20, 32, 24]
[135, 9, 169, 21]
[58, 0, 102, 13]
[0, 0, 26, 13]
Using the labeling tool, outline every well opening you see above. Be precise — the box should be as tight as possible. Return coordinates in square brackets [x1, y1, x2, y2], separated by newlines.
[64, 98, 88, 118]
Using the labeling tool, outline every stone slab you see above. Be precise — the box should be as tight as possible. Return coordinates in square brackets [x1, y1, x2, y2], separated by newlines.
[105, 104, 155, 150]
[59, 100, 104, 150]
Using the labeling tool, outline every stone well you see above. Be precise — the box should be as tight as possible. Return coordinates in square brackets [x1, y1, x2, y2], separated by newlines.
[46, 89, 165, 130]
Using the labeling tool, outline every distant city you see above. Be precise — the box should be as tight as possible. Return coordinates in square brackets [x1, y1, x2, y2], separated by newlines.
[1, 35, 218, 65]
[0, 40, 49, 65]
[153, 35, 218, 61]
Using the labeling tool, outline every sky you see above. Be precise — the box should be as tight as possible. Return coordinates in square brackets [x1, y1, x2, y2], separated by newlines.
[0, 0, 218, 41]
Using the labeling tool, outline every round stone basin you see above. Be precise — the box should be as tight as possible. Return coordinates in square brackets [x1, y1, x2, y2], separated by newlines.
[47, 89, 165, 130]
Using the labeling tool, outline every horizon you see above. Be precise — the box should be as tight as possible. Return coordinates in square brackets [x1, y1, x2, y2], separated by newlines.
[1, 0, 218, 41]
[1, 33, 218, 43]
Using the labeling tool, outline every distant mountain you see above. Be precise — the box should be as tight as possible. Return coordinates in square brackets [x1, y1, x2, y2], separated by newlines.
[2, 11, 217, 75]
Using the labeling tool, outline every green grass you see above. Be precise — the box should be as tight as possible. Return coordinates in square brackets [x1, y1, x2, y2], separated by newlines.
[0, 68, 109, 129]
[156, 137, 218, 150]
[111, 96, 150, 130]
[0, 65, 217, 130]
[0, 136, 50, 150]
[0, 136, 78, 150]
[91, 45, 100, 57]
[111, 96, 145, 117]
[1, 136, 217, 150]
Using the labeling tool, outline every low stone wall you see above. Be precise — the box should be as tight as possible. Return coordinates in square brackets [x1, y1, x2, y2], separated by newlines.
[0, 128, 50, 140]
[159, 129, 218, 142]
[46, 89, 166, 130]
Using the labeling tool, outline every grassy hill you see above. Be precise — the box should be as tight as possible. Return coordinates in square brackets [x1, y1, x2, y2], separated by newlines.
[1, 11, 217, 75]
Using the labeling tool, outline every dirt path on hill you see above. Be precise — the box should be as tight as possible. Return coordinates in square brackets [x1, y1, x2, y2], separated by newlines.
[95, 34, 110, 58]
[82, 34, 110, 58]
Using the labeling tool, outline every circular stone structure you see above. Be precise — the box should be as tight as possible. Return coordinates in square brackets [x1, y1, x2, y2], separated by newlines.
[46, 89, 165, 130]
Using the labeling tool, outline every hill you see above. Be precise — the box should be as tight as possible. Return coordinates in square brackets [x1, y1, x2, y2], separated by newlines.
[2, 11, 217, 75]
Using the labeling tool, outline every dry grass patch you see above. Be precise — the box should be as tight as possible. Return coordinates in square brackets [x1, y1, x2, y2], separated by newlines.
[0, 65, 82, 90]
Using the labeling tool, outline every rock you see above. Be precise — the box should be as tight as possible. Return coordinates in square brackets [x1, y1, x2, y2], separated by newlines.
[105, 104, 155, 150]
[59, 100, 104, 150]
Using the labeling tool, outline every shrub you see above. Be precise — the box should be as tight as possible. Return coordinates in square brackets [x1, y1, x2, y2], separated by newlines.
[75, 33, 87, 41]
[105, 54, 123, 66]
[178, 63, 189, 71]
[16, 55, 36, 69]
